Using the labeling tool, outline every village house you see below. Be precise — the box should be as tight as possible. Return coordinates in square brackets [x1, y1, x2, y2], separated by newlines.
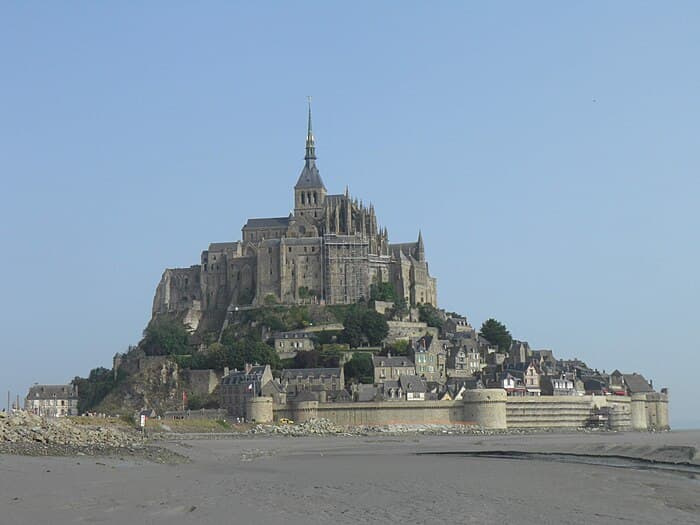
[25, 384, 79, 417]
[446, 342, 484, 378]
[443, 315, 476, 339]
[220, 364, 273, 419]
[540, 374, 578, 396]
[524, 361, 542, 396]
[372, 355, 416, 384]
[280, 367, 345, 399]
[508, 340, 532, 365]
[502, 373, 527, 396]
[409, 335, 447, 383]
[273, 330, 315, 358]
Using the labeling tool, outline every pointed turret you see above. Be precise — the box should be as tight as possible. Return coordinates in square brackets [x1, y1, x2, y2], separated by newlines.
[417, 230, 425, 261]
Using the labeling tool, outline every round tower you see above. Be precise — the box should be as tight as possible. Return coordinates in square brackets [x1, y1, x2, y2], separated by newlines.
[462, 389, 507, 429]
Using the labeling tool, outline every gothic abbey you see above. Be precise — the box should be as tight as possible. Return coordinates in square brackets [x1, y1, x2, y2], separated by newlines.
[152, 107, 437, 331]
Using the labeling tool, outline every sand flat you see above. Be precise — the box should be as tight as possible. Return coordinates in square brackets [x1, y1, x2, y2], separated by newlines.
[1, 430, 698, 524]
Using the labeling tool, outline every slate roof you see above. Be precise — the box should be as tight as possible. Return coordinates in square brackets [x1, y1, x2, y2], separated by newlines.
[281, 368, 342, 380]
[243, 217, 291, 229]
[372, 356, 415, 368]
[293, 390, 319, 402]
[221, 366, 268, 385]
[622, 373, 654, 393]
[355, 384, 379, 402]
[27, 384, 78, 399]
[208, 242, 239, 251]
[295, 162, 326, 189]
[399, 375, 426, 393]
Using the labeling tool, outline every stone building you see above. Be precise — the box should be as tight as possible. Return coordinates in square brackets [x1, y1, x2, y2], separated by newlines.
[152, 105, 437, 333]
[371, 355, 416, 384]
[25, 384, 79, 417]
[219, 364, 273, 419]
[280, 367, 345, 399]
[409, 335, 448, 383]
[273, 330, 315, 358]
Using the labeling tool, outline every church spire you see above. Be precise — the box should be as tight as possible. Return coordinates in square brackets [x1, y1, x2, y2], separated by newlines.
[305, 97, 316, 162]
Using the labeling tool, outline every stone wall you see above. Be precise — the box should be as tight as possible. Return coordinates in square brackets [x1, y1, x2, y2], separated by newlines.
[274, 400, 466, 426]
[386, 321, 435, 342]
[186, 369, 222, 396]
[265, 391, 668, 431]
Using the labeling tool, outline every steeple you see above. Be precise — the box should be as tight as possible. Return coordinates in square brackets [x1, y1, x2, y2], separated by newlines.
[305, 98, 316, 162]
[295, 99, 326, 191]
[294, 99, 326, 217]
[417, 230, 425, 261]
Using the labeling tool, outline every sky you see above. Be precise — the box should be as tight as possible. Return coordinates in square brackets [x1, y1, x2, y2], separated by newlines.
[1, 2, 698, 428]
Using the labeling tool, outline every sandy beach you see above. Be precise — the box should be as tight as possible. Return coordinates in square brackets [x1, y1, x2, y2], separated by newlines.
[1, 430, 699, 525]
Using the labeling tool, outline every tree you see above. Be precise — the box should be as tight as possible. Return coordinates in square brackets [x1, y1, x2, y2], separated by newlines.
[340, 305, 389, 348]
[293, 349, 320, 369]
[73, 367, 118, 414]
[343, 354, 374, 384]
[362, 310, 389, 346]
[370, 282, 398, 302]
[479, 318, 512, 353]
[140, 318, 190, 356]
[418, 304, 444, 330]
[340, 306, 366, 348]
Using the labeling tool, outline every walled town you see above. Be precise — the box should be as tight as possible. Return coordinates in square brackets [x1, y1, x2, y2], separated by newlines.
[17, 108, 668, 436]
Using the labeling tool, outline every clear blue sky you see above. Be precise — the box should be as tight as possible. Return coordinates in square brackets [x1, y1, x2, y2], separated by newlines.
[1, 3, 698, 427]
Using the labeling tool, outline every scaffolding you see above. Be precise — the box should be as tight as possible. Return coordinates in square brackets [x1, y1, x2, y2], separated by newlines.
[322, 234, 370, 304]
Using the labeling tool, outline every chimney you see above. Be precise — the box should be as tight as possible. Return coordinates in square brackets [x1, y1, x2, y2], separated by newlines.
[244, 363, 253, 374]
[224, 366, 229, 377]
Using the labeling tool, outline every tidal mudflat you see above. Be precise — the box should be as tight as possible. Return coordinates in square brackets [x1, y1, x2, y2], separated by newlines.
[1, 430, 698, 524]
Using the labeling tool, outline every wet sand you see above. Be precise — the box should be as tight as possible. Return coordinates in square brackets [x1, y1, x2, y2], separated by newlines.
[1, 430, 699, 524]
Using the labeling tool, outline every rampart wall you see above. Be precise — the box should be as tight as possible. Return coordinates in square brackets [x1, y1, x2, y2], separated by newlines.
[264, 391, 668, 431]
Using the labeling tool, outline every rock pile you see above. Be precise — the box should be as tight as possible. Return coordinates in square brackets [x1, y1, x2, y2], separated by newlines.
[0, 411, 140, 450]
[250, 418, 344, 436]
[249, 419, 509, 437]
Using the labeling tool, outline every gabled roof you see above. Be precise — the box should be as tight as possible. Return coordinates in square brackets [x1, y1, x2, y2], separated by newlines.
[622, 373, 654, 393]
[221, 366, 268, 385]
[27, 384, 78, 399]
[243, 217, 291, 229]
[399, 375, 426, 393]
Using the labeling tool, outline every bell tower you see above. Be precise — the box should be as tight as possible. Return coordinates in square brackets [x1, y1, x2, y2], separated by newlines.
[294, 99, 327, 219]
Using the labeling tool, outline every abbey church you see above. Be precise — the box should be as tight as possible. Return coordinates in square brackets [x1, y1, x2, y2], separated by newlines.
[152, 107, 437, 331]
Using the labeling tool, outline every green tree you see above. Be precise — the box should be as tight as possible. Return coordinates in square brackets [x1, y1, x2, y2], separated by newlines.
[341, 306, 366, 348]
[362, 309, 389, 346]
[72, 367, 120, 414]
[343, 354, 374, 384]
[339, 306, 389, 348]
[293, 349, 320, 368]
[418, 304, 444, 330]
[478, 318, 512, 353]
[140, 318, 190, 356]
[370, 282, 398, 302]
